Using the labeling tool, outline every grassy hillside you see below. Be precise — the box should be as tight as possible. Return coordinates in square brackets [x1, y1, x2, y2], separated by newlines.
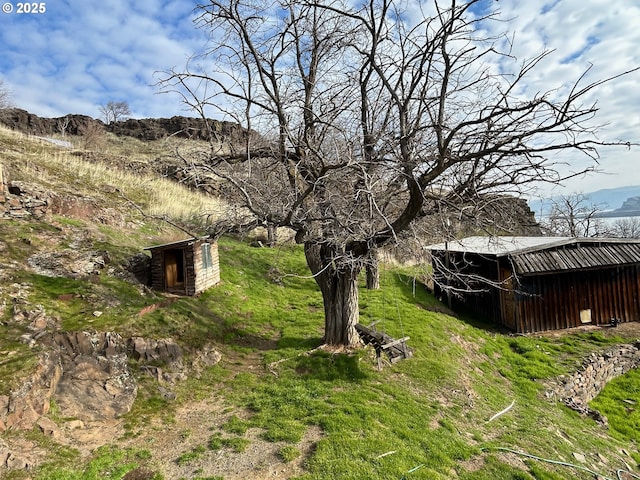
[0, 126, 639, 480]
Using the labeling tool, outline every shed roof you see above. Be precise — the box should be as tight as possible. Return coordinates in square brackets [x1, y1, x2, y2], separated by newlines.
[144, 236, 209, 251]
[426, 236, 572, 256]
[427, 236, 640, 274]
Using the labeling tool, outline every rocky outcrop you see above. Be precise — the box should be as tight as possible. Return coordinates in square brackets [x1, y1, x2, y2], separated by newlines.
[27, 249, 110, 279]
[107, 116, 247, 142]
[593, 196, 640, 218]
[547, 342, 640, 420]
[0, 108, 246, 143]
[0, 108, 103, 137]
[50, 332, 137, 421]
[1, 293, 221, 440]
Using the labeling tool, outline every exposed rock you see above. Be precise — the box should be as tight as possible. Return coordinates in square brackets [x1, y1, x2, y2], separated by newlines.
[129, 336, 183, 369]
[107, 116, 247, 142]
[27, 249, 110, 278]
[0, 437, 42, 471]
[0, 107, 247, 143]
[573, 452, 586, 463]
[49, 331, 137, 422]
[0, 108, 103, 137]
[126, 253, 152, 286]
[0, 180, 53, 219]
[192, 344, 223, 372]
[37, 417, 61, 439]
[1, 351, 61, 431]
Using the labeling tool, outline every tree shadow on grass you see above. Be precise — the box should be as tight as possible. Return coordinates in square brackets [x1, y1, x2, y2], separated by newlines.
[389, 273, 507, 335]
[292, 350, 369, 382]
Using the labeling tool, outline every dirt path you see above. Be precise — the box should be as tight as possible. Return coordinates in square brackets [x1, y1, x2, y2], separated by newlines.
[120, 395, 322, 480]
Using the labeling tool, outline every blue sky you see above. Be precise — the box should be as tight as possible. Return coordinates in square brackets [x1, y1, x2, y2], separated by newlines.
[0, 0, 204, 118]
[1, 0, 639, 195]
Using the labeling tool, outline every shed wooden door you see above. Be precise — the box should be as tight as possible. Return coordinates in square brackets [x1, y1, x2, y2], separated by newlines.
[164, 249, 184, 289]
[500, 268, 517, 330]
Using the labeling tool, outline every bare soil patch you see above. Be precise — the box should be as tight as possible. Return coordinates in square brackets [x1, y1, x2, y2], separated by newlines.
[121, 396, 323, 480]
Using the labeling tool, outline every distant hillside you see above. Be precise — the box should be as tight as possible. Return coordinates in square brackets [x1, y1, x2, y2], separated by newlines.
[529, 185, 640, 218]
[0, 107, 247, 142]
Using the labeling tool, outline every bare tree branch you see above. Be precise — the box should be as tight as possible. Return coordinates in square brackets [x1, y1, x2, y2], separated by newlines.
[156, 0, 639, 345]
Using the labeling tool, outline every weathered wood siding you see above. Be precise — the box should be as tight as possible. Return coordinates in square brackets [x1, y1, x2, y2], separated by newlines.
[431, 251, 502, 323]
[146, 238, 220, 296]
[192, 240, 220, 295]
[149, 250, 167, 292]
[513, 265, 640, 333]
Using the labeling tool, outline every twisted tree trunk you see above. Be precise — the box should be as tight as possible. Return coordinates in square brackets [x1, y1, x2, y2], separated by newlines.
[304, 242, 361, 347]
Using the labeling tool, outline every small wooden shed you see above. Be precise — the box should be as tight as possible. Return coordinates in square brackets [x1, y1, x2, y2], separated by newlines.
[145, 237, 220, 295]
[427, 236, 640, 333]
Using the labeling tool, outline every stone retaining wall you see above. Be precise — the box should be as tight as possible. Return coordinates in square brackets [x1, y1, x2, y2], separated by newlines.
[549, 342, 640, 415]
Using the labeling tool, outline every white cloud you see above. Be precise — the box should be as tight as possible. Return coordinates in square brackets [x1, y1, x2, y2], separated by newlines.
[0, 0, 204, 118]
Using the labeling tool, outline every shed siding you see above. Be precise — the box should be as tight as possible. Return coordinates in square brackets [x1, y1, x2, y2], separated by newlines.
[146, 238, 220, 296]
[193, 241, 220, 295]
[513, 265, 640, 333]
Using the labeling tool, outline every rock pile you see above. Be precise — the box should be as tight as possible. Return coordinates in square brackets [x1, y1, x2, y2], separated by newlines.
[548, 342, 640, 418]
[0, 180, 52, 219]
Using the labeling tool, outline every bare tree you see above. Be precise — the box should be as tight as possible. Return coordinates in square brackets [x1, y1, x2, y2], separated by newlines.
[79, 122, 106, 150]
[99, 101, 131, 124]
[57, 116, 70, 137]
[611, 217, 640, 238]
[0, 78, 12, 110]
[540, 193, 608, 237]
[159, 0, 638, 346]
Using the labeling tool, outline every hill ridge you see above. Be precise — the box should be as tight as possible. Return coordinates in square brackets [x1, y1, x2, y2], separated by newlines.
[0, 107, 246, 142]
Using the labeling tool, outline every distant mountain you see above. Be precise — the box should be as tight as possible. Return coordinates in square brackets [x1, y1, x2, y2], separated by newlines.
[595, 196, 640, 218]
[528, 185, 640, 218]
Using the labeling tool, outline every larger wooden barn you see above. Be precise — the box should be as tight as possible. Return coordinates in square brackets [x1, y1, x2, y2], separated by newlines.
[145, 237, 220, 296]
[427, 236, 640, 333]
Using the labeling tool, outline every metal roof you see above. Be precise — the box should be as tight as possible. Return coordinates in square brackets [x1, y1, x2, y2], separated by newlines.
[511, 241, 640, 274]
[144, 237, 206, 251]
[425, 236, 573, 256]
[427, 236, 640, 274]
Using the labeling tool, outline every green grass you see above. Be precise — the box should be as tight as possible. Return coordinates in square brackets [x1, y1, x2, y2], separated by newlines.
[23, 236, 640, 479]
[591, 367, 640, 446]
[221, 415, 250, 435]
[176, 445, 207, 466]
[34, 446, 158, 480]
[208, 433, 251, 453]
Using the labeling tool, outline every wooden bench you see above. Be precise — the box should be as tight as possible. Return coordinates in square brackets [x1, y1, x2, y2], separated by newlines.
[355, 322, 413, 369]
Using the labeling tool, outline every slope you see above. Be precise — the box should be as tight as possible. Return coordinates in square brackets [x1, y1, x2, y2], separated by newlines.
[0, 125, 638, 480]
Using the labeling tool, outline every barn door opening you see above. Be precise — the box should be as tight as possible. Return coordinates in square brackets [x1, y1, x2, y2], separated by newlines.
[164, 249, 185, 291]
[500, 268, 517, 331]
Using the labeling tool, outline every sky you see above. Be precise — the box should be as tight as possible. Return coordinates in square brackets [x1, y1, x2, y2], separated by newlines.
[0, 0, 639, 197]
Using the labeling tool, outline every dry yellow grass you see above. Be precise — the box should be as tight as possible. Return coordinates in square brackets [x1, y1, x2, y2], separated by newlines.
[0, 125, 226, 228]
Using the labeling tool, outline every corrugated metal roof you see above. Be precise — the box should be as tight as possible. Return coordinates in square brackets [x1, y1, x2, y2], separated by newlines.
[511, 241, 640, 274]
[427, 235, 640, 274]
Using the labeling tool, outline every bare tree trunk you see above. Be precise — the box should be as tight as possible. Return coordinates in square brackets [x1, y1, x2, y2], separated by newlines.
[304, 243, 361, 347]
[267, 224, 277, 247]
[366, 259, 380, 290]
